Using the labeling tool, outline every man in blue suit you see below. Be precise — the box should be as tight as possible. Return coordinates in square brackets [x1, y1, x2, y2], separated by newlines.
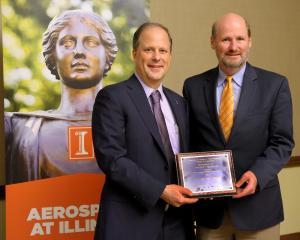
[183, 13, 294, 240]
[92, 23, 198, 240]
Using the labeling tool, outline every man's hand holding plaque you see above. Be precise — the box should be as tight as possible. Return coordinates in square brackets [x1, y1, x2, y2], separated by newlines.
[175, 150, 236, 198]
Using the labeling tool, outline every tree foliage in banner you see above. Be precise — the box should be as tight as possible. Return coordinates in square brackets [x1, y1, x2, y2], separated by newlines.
[2, 0, 149, 112]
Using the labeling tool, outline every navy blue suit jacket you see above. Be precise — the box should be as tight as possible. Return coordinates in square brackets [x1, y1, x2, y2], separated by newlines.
[92, 75, 193, 239]
[183, 63, 294, 231]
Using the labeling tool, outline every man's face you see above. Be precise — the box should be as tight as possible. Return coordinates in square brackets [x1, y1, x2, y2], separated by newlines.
[55, 18, 106, 89]
[132, 26, 171, 89]
[211, 15, 252, 75]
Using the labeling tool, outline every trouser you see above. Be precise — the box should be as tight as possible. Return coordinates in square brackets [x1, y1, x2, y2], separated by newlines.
[157, 205, 194, 240]
[196, 211, 280, 240]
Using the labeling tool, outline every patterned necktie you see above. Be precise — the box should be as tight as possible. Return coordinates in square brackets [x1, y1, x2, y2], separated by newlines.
[150, 90, 174, 163]
[219, 76, 234, 141]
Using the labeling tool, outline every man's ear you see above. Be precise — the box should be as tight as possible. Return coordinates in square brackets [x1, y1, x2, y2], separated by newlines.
[131, 50, 136, 60]
[210, 36, 216, 50]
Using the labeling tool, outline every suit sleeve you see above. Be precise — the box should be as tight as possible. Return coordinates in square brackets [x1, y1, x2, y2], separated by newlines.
[250, 77, 294, 190]
[92, 87, 165, 210]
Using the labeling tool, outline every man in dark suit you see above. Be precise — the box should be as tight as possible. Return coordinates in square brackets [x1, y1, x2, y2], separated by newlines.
[183, 13, 294, 240]
[92, 23, 198, 240]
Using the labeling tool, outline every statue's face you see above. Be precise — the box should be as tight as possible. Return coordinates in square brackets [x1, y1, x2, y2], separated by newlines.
[55, 18, 106, 89]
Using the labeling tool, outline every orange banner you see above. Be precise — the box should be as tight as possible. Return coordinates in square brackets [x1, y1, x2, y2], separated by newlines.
[6, 173, 105, 240]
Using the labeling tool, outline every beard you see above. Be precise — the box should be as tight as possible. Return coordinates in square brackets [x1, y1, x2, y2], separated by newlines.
[222, 55, 247, 68]
[221, 49, 249, 69]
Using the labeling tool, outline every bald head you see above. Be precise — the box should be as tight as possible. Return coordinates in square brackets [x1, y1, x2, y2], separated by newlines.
[211, 13, 251, 39]
[210, 13, 252, 75]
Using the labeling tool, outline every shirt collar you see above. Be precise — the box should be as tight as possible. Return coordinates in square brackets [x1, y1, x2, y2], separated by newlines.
[135, 73, 164, 100]
[217, 63, 246, 87]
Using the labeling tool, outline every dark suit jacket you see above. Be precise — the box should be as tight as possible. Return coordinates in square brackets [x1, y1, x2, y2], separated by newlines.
[183, 63, 294, 231]
[92, 75, 193, 240]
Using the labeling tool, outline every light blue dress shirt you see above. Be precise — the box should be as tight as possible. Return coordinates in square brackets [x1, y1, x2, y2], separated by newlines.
[216, 64, 246, 115]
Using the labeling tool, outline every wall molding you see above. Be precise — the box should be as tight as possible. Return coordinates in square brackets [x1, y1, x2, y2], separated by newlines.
[285, 156, 300, 168]
[281, 232, 300, 240]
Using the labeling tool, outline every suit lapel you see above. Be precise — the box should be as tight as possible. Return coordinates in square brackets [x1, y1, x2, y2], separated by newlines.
[203, 68, 225, 143]
[230, 63, 258, 140]
[163, 88, 186, 152]
[125, 75, 166, 158]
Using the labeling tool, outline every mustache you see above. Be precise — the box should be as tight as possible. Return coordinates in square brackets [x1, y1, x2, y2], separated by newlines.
[225, 50, 241, 55]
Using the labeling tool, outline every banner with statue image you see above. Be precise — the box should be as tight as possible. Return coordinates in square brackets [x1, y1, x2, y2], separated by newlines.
[2, 0, 148, 239]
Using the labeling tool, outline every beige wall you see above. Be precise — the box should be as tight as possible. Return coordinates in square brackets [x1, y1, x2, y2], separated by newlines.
[279, 168, 300, 234]
[150, 0, 300, 155]
[150, 0, 300, 235]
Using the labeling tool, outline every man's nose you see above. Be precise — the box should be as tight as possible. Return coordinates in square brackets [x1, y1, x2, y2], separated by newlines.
[229, 40, 238, 51]
[152, 50, 161, 61]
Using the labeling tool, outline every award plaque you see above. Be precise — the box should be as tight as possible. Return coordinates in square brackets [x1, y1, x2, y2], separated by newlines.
[175, 150, 236, 198]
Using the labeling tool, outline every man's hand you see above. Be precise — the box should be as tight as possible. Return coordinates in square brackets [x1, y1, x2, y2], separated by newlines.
[233, 170, 257, 199]
[160, 184, 198, 207]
